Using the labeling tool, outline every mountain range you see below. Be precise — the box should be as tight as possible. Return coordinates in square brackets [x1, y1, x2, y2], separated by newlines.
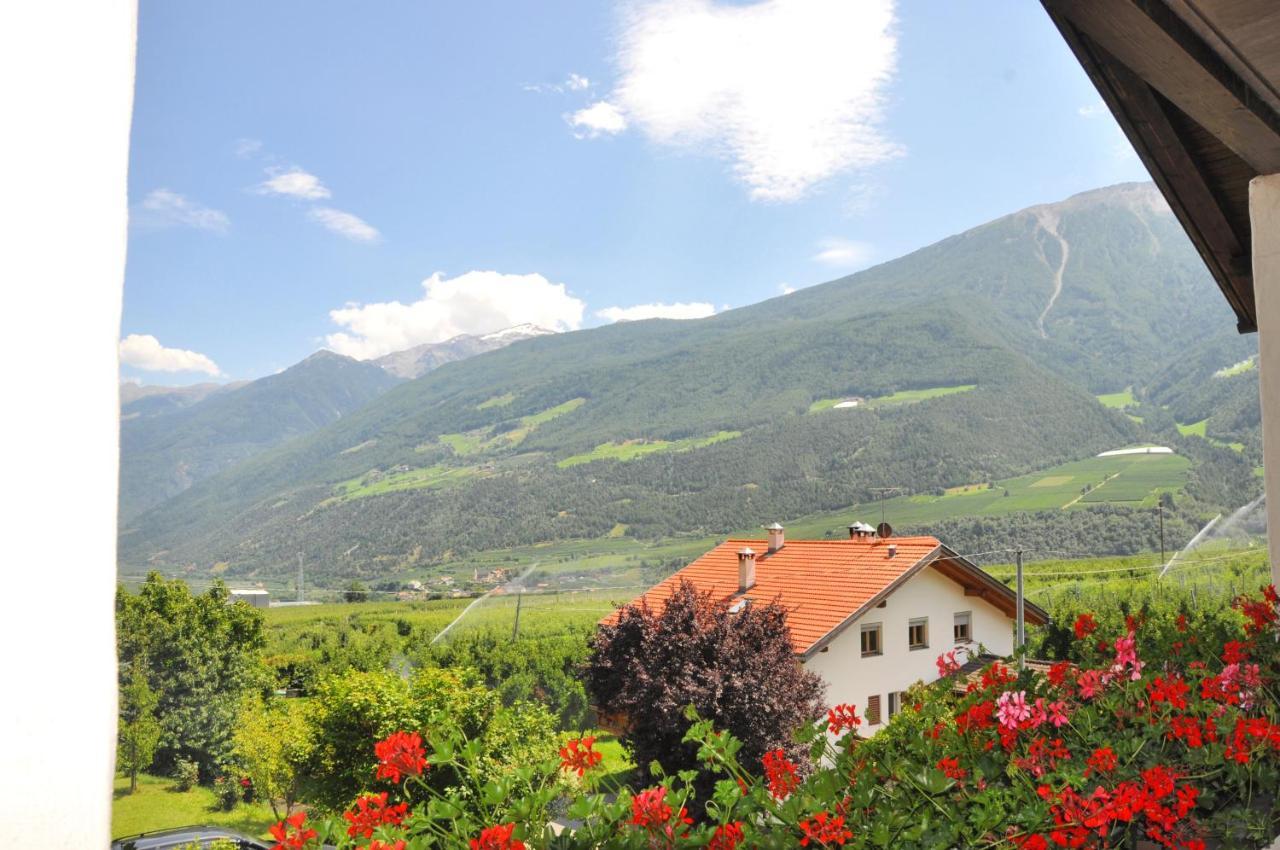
[118, 183, 1261, 582]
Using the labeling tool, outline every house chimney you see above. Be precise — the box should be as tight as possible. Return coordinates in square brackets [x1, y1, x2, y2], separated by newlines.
[737, 547, 757, 592]
[887, 543, 898, 558]
[848, 521, 874, 540]
[764, 522, 785, 553]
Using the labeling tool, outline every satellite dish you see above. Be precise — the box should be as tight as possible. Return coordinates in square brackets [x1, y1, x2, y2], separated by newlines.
[876, 522, 893, 539]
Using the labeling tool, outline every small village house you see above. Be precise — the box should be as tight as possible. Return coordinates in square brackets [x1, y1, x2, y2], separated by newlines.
[229, 588, 270, 609]
[605, 523, 1047, 730]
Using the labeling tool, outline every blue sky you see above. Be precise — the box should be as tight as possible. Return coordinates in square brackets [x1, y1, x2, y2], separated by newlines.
[121, 0, 1149, 384]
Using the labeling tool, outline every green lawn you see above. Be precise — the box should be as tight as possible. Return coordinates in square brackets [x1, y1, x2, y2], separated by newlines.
[557, 431, 741, 468]
[112, 773, 278, 841]
[1096, 388, 1137, 409]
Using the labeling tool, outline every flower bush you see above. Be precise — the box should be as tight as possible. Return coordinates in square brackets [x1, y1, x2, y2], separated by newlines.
[272, 586, 1280, 849]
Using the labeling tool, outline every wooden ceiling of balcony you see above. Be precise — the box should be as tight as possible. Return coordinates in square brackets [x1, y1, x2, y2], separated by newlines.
[1042, 0, 1280, 333]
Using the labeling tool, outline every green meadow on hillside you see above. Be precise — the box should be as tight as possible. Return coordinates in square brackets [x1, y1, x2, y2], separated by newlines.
[782, 451, 1190, 534]
[808, 383, 976, 413]
[1096, 388, 1137, 409]
[557, 430, 741, 468]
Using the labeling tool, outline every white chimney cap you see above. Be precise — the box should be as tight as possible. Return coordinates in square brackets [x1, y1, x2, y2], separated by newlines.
[738, 547, 756, 557]
[764, 522, 784, 531]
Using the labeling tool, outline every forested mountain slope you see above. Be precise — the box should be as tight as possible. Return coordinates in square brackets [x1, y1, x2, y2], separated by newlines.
[119, 351, 401, 520]
[119, 183, 1258, 580]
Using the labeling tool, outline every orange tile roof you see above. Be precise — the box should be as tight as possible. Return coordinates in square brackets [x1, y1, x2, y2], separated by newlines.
[602, 536, 944, 656]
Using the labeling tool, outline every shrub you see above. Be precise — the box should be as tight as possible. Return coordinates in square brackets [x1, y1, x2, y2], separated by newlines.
[212, 774, 240, 811]
[172, 758, 199, 792]
[587, 579, 825, 794]
[301, 667, 559, 812]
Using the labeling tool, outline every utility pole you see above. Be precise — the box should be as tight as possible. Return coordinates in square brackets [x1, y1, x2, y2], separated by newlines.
[1016, 549, 1025, 671]
[1158, 503, 1166, 567]
[297, 553, 304, 603]
[511, 589, 523, 641]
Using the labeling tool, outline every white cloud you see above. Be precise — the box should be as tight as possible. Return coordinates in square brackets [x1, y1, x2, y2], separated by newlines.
[136, 189, 229, 233]
[257, 167, 331, 200]
[596, 301, 716, 322]
[812, 238, 873, 268]
[595, 0, 900, 201]
[119, 334, 221, 376]
[525, 72, 593, 94]
[308, 207, 381, 243]
[1077, 101, 1106, 118]
[234, 138, 263, 158]
[568, 101, 628, 137]
[326, 271, 585, 359]
[779, 283, 797, 295]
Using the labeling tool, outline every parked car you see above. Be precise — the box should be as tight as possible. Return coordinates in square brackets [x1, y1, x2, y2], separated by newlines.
[110, 825, 269, 850]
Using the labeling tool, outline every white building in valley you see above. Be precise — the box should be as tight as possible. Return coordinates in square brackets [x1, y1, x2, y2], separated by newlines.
[607, 523, 1047, 729]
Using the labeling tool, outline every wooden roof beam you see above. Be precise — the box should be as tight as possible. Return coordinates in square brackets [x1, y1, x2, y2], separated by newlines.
[1044, 0, 1280, 174]
[1043, 1, 1258, 331]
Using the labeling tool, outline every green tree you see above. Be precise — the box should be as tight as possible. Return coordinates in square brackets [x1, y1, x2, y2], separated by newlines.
[232, 696, 313, 820]
[302, 667, 556, 810]
[116, 574, 267, 777]
[343, 580, 369, 603]
[117, 660, 162, 793]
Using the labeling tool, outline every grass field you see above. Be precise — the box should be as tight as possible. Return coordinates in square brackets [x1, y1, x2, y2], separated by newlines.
[558, 431, 741, 468]
[781, 452, 1190, 534]
[1215, 357, 1256, 378]
[1177, 418, 1208, 437]
[809, 384, 976, 413]
[1096, 388, 1137, 409]
[112, 773, 277, 841]
[327, 462, 485, 503]
[436, 398, 586, 457]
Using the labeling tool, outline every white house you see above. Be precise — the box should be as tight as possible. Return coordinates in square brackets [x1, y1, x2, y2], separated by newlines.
[606, 522, 1047, 731]
[230, 588, 270, 609]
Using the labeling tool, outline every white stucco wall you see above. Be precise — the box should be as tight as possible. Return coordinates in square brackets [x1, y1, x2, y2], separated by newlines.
[804, 565, 1015, 731]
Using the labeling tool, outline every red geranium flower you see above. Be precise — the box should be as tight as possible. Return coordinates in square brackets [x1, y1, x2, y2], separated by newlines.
[343, 792, 409, 838]
[798, 811, 851, 847]
[936, 756, 966, 781]
[826, 704, 862, 736]
[269, 811, 317, 850]
[469, 823, 525, 850]
[374, 730, 428, 784]
[708, 822, 745, 850]
[629, 787, 691, 838]
[1073, 613, 1097, 640]
[559, 735, 603, 776]
[1085, 746, 1118, 776]
[364, 842, 406, 850]
[762, 749, 801, 800]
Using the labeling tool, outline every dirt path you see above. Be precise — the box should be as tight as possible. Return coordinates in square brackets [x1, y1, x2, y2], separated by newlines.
[1034, 209, 1069, 340]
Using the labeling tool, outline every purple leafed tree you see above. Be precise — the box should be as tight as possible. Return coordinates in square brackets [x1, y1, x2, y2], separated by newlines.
[587, 579, 826, 786]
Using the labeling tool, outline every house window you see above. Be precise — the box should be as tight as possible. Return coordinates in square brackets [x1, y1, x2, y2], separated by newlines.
[888, 691, 901, 719]
[860, 623, 882, 657]
[866, 694, 882, 725]
[908, 617, 928, 650]
[954, 611, 972, 643]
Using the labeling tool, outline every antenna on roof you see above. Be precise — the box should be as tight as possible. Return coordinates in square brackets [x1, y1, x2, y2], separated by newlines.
[869, 487, 904, 526]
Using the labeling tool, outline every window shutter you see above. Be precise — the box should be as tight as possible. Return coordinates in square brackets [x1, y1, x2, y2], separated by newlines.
[866, 694, 882, 725]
